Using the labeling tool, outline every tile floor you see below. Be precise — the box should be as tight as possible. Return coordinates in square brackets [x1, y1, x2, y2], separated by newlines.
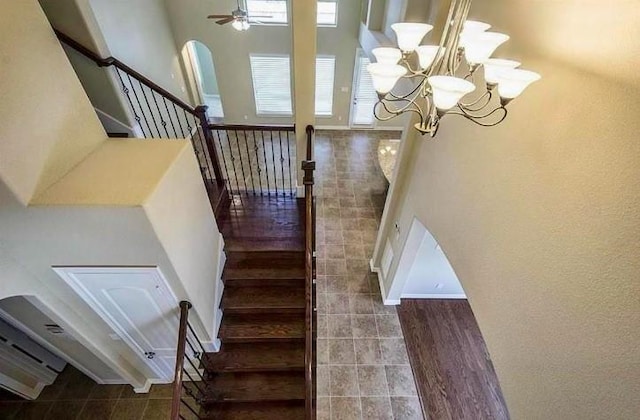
[314, 130, 424, 420]
[0, 365, 173, 420]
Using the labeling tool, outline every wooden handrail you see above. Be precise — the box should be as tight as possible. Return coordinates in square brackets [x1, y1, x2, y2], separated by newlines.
[302, 125, 316, 419]
[171, 301, 192, 420]
[54, 29, 196, 115]
[208, 124, 296, 132]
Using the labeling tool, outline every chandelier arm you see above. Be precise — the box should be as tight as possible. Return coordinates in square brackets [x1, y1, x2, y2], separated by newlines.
[448, 106, 508, 127]
[447, 0, 469, 74]
[375, 100, 426, 128]
[387, 76, 427, 100]
[433, 0, 458, 75]
[380, 93, 426, 116]
[459, 90, 492, 111]
[387, 80, 428, 104]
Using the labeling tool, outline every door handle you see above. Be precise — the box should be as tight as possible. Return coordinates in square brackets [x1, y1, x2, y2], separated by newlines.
[145, 351, 155, 360]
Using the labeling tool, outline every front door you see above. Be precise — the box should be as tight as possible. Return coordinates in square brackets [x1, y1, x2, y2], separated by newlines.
[350, 50, 378, 128]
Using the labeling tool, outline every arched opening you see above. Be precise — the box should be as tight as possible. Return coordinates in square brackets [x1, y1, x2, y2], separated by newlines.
[181, 40, 224, 119]
[387, 217, 465, 300]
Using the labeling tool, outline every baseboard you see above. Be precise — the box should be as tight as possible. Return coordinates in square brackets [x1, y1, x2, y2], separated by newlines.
[211, 233, 226, 352]
[369, 259, 400, 305]
[296, 185, 305, 198]
[373, 126, 405, 131]
[315, 125, 350, 130]
[401, 293, 467, 299]
[315, 125, 405, 132]
[94, 107, 137, 137]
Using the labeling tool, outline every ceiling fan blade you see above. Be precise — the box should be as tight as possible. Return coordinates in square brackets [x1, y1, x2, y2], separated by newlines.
[216, 17, 236, 25]
[207, 14, 232, 19]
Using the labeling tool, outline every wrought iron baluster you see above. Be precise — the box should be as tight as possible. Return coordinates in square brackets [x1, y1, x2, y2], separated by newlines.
[270, 131, 278, 196]
[278, 131, 286, 196]
[234, 131, 248, 193]
[125, 73, 151, 137]
[243, 131, 256, 195]
[172, 103, 186, 138]
[115, 68, 147, 137]
[139, 80, 161, 137]
[214, 130, 231, 191]
[162, 98, 179, 138]
[286, 130, 294, 196]
[179, 397, 202, 420]
[186, 322, 208, 356]
[151, 91, 170, 138]
[226, 131, 241, 195]
[261, 131, 271, 197]
[252, 131, 263, 196]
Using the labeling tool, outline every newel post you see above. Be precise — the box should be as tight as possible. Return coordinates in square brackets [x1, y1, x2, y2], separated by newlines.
[194, 105, 224, 186]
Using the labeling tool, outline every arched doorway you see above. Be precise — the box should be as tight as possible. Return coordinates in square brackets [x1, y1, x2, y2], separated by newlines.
[181, 41, 224, 119]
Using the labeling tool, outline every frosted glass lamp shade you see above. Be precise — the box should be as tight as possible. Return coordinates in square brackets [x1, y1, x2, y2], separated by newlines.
[462, 32, 510, 64]
[428, 76, 476, 110]
[462, 20, 491, 34]
[367, 63, 407, 94]
[482, 59, 520, 84]
[372, 47, 403, 65]
[495, 69, 541, 99]
[415, 46, 443, 70]
[391, 23, 433, 52]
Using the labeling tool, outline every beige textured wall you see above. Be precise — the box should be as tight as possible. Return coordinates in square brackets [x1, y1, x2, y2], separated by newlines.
[0, 0, 106, 204]
[89, 0, 190, 104]
[373, 6, 640, 417]
[144, 144, 222, 339]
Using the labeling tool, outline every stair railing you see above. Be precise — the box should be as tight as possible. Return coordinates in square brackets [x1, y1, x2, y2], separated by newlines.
[302, 125, 317, 419]
[53, 29, 224, 188]
[171, 301, 208, 420]
[208, 124, 297, 196]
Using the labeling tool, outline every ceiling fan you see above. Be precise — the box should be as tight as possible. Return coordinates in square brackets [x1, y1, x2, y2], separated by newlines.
[207, 0, 272, 31]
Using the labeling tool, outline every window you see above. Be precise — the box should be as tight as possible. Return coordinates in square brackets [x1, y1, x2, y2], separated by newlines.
[250, 55, 293, 115]
[317, 1, 338, 26]
[246, 0, 288, 24]
[351, 53, 378, 126]
[315, 56, 336, 116]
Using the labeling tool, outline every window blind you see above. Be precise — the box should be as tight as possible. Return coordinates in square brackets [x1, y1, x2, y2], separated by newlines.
[246, 0, 288, 24]
[315, 56, 336, 116]
[250, 55, 293, 115]
[317, 1, 338, 26]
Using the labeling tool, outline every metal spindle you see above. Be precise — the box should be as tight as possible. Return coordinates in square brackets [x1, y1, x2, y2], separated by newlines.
[252, 131, 264, 196]
[115, 68, 147, 137]
[278, 131, 286, 196]
[186, 323, 208, 356]
[234, 131, 248, 192]
[150, 91, 170, 138]
[179, 397, 202, 420]
[139, 80, 161, 137]
[126, 74, 151, 137]
[172, 103, 186, 138]
[226, 131, 242, 195]
[162, 98, 178, 138]
[214, 130, 232, 190]
[242, 131, 256, 194]
[270, 131, 278, 196]
[261, 131, 271, 196]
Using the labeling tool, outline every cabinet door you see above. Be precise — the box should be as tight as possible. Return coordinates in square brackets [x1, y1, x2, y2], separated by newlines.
[53, 267, 179, 381]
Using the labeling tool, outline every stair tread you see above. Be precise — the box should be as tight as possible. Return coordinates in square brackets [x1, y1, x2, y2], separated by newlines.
[225, 251, 304, 270]
[219, 315, 305, 341]
[222, 286, 304, 310]
[224, 237, 304, 252]
[223, 267, 305, 280]
[202, 401, 305, 419]
[204, 371, 305, 403]
[204, 342, 304, 372]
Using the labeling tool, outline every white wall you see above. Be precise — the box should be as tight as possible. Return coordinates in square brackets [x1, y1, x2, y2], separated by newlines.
[403, 223, 464, 298]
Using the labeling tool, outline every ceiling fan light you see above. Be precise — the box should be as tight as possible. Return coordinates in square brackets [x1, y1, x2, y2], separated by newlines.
[428, 75, 476, 110]
[495, 69, 541, 99]
[391, 23, 434, 53]
[372, 48, 403, 65]
[231, 19, 243, 31]
[241, 20, 250, 30]
[482, 58, 521, 84]
[367, 63, 407, 94]
[415, 45, 443, 70]
[462, 32, 510, 65]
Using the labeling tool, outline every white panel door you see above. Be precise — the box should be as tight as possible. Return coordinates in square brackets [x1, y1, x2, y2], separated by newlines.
[52, 267, 179, 381]
[350, 51, 378, 128]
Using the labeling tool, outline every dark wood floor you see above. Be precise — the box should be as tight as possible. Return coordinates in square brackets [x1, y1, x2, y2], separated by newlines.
[397, 299, 509, 420]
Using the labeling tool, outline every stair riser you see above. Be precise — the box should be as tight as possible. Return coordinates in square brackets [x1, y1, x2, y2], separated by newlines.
[221, 307, 305, 315]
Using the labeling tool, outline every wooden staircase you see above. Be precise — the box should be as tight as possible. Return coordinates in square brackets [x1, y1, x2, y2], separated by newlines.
[201, 195, 308, 419]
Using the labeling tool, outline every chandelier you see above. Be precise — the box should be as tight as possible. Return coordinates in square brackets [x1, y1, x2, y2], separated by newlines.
[366, 0, 540, 136]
